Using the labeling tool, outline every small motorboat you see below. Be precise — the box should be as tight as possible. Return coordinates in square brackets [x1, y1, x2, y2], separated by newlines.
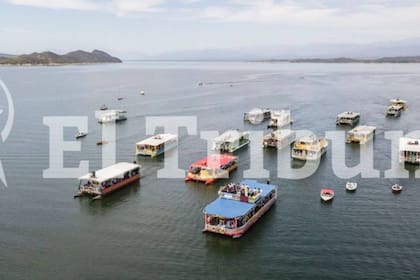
[75, 131, 88, 139]
[117, 97, 124, 101]
[96, 140, 108, 146]
[345, 181, 357, 192]
[140, 90, 145, 95]
[100, 104, 108, 110]
[320, 188, 335, 202]
[391, 184, 403, 193]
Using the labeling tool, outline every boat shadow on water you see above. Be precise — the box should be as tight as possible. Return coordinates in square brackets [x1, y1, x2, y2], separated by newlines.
[77, 181, 141, 213]
[320, 199, 334, 206]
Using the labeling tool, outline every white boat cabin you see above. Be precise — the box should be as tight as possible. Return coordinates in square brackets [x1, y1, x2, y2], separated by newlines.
[212, 130, 250, 153]
[336, 111, 360, 126]
[346, 125, 376, 144]
[76, 162, 141, 199]
[292, 135, 328, 161]
[97, 110, 127, 123]
[389, 98, 407, 110]
[399, 137, 420, 164]
[244, 108, 271, 124]
[386, 104, 403, 117]
[136, 133, 177, 157]
[262, 129, 296, 149]
[268, 110, 292, 129]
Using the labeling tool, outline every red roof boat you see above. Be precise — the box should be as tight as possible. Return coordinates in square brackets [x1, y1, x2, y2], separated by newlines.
[320, 188, 335, 202]
[185, 154, 238, 185]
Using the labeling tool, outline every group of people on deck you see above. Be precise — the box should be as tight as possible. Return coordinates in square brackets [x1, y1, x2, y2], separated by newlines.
[220, 183, 262, 199]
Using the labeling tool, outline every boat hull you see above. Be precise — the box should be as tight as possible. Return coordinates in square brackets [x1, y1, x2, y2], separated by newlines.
[320, 196, 334, 202]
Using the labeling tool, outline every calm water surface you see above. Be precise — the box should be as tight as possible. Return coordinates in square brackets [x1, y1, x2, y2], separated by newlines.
[1, 61, 420, 279]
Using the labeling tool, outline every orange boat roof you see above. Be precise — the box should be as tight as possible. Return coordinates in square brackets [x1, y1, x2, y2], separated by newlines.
[190, 154, 238, 169]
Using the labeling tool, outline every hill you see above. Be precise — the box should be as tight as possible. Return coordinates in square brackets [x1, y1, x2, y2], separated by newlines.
[0, 50, 121, 65]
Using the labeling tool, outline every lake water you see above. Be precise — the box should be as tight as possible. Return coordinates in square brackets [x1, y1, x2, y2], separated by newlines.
[1, 61, 420, 279]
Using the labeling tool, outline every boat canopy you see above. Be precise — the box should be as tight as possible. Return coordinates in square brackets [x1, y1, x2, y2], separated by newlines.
[337, 111, 360, 119]
[191, 154, 238, 169]
[204, 180, 277, 218]
[136, 133, 177, 146]
[400, 137, 420, 152]
[213, 130, 248, 144]
[204, 199, 255, 219]
[266, 129, 293, 138]
[79, 162, 140, 183]
[348, 125, 376, 136]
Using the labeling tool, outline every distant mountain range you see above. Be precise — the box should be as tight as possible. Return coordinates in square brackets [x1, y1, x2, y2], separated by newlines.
[146, 37, 420, 61]
[0, 50, 121, 65]
[0, 53, 15, 58]
[260, 56, 420, 63]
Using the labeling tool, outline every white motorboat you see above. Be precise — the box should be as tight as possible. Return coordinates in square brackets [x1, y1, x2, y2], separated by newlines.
[345, 182, 357, 192]
[320, 188, 335, 202]
[75, 131, 88, 139]
[389, 98, 407, 110]
[391, 184, 403, 193]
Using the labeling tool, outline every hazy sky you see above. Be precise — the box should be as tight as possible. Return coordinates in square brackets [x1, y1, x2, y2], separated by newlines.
[1, 0, 420, 57]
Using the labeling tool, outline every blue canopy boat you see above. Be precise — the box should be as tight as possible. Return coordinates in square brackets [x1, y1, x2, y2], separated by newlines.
[203, 180, 277, 238]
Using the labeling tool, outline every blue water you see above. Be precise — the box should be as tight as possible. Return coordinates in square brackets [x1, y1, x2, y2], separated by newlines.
[1, 61, 420, 279]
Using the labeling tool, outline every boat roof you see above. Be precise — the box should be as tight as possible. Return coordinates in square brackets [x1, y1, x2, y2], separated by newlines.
[98, 109, 126, 116]
[390, 98, 406, 103]
[337, 111, 360, 118]
[204, 180, 277, 218]
[213, 130, 248, 143]
[136, 133, 177, 146]
[248, 108, 271, 113]
[349, 125, 376, 134]
[248, 108, 262, 114]
[271, 109, 290, 116]
[267, 129, 294, 137]
[400, 137, 420, 152]
[191, 154, 238, 169]
[388, 104, 403, 109]
[79, 162, 141, 183]
[321, 188, 334, 193]
[297, 135, 319, 143]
